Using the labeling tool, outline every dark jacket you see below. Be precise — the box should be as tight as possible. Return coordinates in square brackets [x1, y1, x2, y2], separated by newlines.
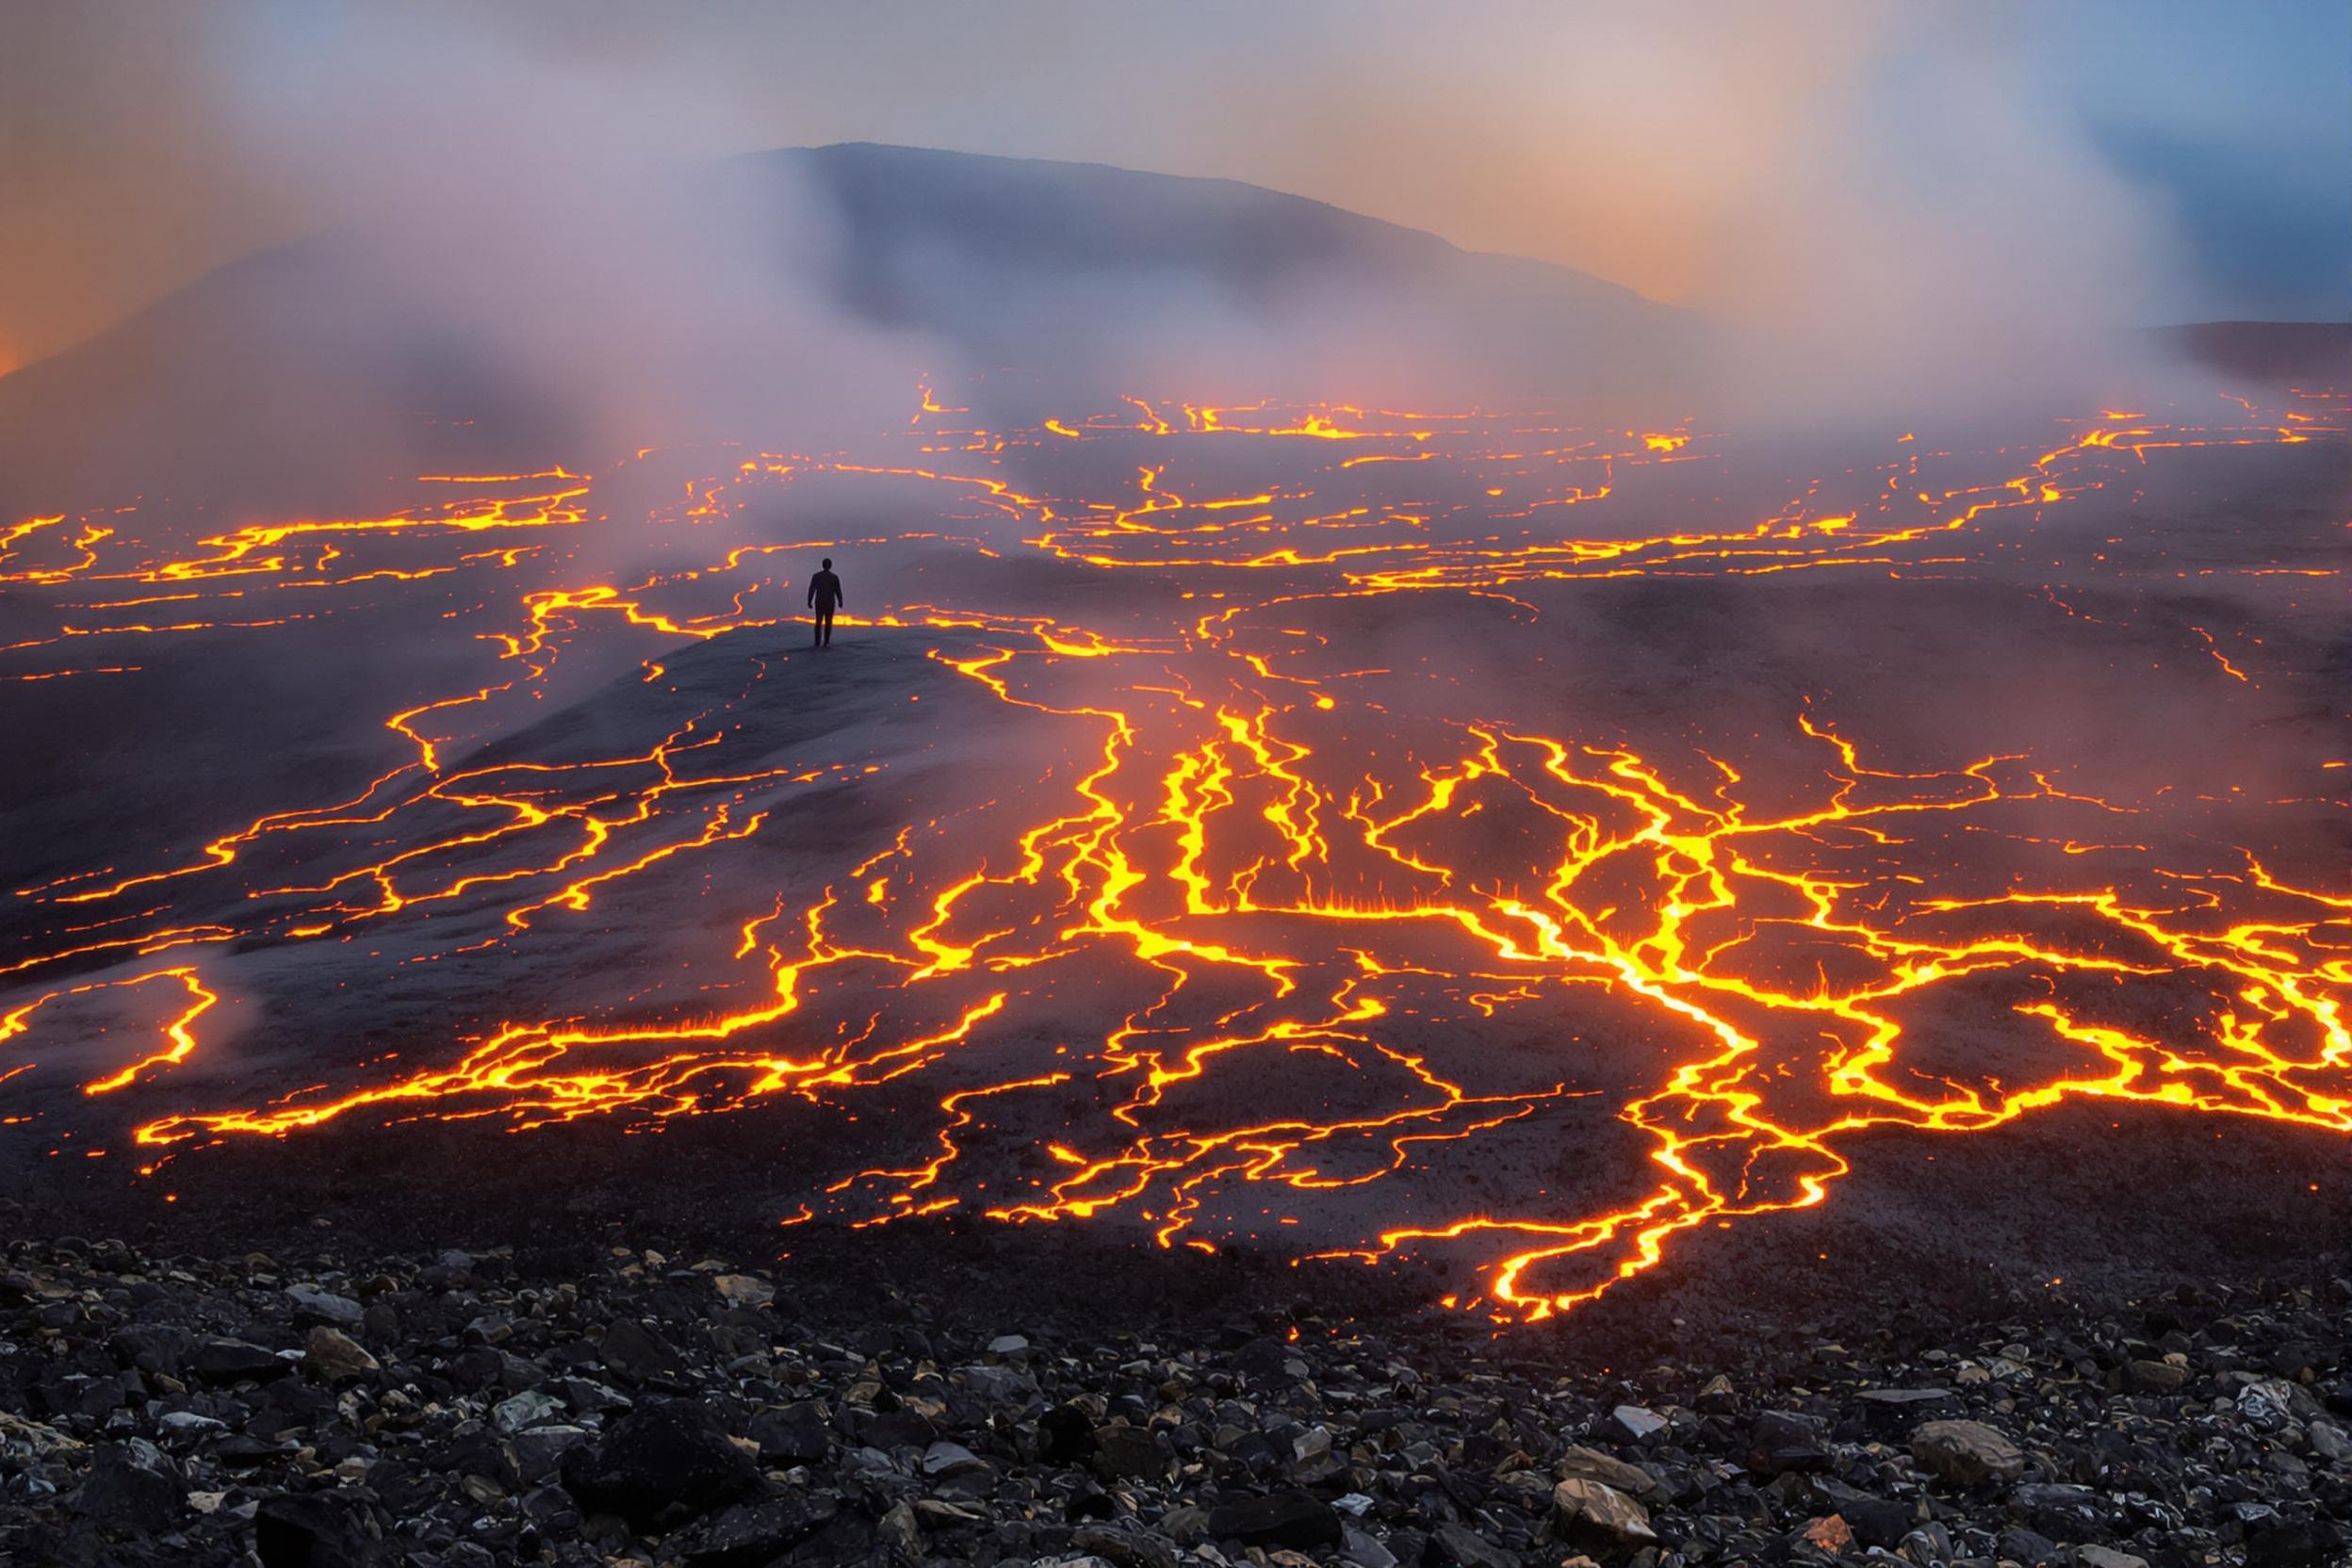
[806, 569, 843, 610]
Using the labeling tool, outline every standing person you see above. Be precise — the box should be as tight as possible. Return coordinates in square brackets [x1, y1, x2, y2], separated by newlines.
[805, 557, 843, 648]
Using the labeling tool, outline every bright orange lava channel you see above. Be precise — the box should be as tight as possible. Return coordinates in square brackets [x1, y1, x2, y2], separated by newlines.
[1, 385, 2346, 1321]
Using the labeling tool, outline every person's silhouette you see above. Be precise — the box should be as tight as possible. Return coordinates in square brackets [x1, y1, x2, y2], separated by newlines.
[805, 557, 843, 648]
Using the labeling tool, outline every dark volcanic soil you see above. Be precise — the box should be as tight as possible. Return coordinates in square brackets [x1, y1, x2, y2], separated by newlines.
[3, 1161, 2346, 1568]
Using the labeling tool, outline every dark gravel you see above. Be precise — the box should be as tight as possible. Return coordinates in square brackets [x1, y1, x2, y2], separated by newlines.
[4, 1205, 2347, 1568]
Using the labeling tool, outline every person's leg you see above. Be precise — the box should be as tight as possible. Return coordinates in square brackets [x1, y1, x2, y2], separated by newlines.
[822, 605, 834, 646]
[812, 607, 824, 647]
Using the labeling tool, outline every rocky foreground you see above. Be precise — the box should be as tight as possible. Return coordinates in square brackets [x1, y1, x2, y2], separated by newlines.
[1, 1223, 2346, 1568]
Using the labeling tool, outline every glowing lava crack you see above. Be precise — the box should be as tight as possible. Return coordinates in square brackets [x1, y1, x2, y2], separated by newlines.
[2, 385, 2345, 1320]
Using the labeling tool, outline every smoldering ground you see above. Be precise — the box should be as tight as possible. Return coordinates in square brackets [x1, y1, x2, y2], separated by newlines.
[2, 400, 2342, 1330]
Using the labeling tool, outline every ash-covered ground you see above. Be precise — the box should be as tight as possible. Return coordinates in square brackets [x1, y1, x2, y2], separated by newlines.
[3, 384, 2345, 1303]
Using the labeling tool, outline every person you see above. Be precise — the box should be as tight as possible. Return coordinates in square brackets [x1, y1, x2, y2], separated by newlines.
[805, 557, 843, 648]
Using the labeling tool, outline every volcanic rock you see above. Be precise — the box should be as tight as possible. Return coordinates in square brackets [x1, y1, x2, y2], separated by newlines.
[1429, 1518, 1516, 1567]
[961, 1360, 1037, 1404]
[1558, 1444, 1658, 1497]
[558, 1396, 759, 1527]
[1341, 1522, 1399, 1568]
[2240, 1377, 2317, 1429]
[665, 1494, 837, 1568]
[2253, 1521, 2350, 1565]
[747, 1399, 831, 1463]
[2127, 1357, 2189, 1391]
[595, 1316, 682, 1382]
[2010, 1480, 2101, 1538]
[286, 1286, 365, 1328]
[1801, 1513, 1853, 1552]
[1815, 1478, 1915, 1547]
[1157, 1503, 1210, 1544]
[710, 1273, 773, 1307]
[1747, 1408, 1829, 1474]
[1999, 1525, 2063, 1564]
[857, 1404, 936, 1447]
[253, 1492, 387, 1568]
[1289, 1422, 1348, 1484]
[508, 1422, 592, 1482]
[1038, 1402, 1100, 1462]
[1855, 1384, 1953, 1406]
[1070, 1522, 1180, 1568]
[2070, 1548, 2150, 1568]
[1605, 1402, 1667, 1443]
[491, 1388, 565, 1434]
[74, 1438, 181, 1533]
[1206, 1487, 1342, 1547]
[876, 1497, 923, 1556]
[1909, 1417, 2027, 1484]
[212, 1434, 288, 1469]
[302, 1325, 379, 1383]
[1091, 1421, 1163, 1480]
[0, 1410, 83, 1461]
[157, 1410, 226, 1436]
[921, 1438, 990, 1477]
[1553, 1475, 1658, 1552]
[191, 1338, 291, 1384]
[109, 1324, 195, 1376]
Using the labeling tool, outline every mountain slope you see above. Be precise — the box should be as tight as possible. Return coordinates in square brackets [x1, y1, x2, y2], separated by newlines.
[0, 142, 1704, 513]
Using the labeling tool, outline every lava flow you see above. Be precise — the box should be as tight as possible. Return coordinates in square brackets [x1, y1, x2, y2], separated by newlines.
[2, 382, 2345, 1320]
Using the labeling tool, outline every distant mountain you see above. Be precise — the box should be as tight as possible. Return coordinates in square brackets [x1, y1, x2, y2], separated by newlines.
[2156, 321, 2352, 385]
[776, 142, 1692, 375]
[0, 143, 1705, 514]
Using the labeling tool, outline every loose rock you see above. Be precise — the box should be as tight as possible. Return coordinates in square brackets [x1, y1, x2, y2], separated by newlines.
[1910, 1417, 2028, 1484]
[1207, 1487, 1342, 1547]
[559, 1397, 759, 1528]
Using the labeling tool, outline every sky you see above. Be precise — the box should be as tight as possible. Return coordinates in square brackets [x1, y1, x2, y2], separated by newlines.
[0, 0, 2344, 373]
